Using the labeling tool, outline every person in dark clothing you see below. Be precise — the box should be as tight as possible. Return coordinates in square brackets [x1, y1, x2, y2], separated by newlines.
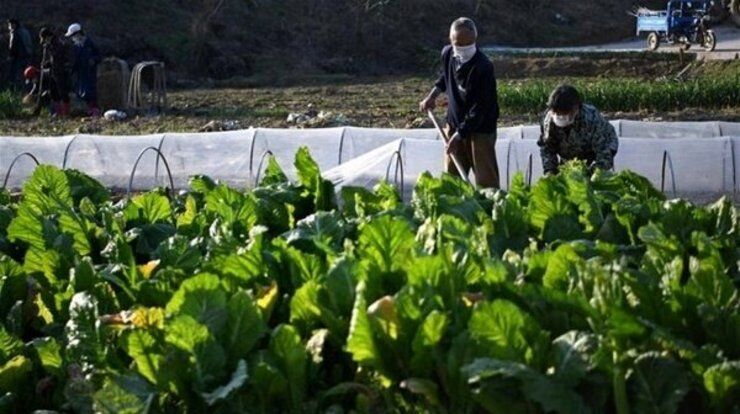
[39, 27, 71, 116]
[66, 23, 101, 116]
[4, 18, 34, 91]
[419, 17, 500, 188]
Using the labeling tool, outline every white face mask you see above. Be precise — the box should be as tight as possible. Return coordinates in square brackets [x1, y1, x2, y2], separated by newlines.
[452, 44, 477, 63]
[72, 35, 84, 46]
[551, 111, 576, 128]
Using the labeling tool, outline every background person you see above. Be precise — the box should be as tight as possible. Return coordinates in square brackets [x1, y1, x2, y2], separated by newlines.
[4, 18, 34, 91]
[538, 85, 619, 175]
[66, 23, 101, 116]
[419, 17, 500, 189]
[39, 27, 71, 116]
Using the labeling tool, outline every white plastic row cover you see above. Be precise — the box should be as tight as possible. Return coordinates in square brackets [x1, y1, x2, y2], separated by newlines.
[1, 122, 738, 199]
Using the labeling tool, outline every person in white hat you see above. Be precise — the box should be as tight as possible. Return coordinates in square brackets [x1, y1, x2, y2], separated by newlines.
[65, 23, 101, 116]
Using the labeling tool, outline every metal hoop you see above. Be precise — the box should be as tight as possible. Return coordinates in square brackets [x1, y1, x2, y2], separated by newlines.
[62, 135, 80, 169]
[253, 150, 275, 187]
[337, 127, 348, 165]
[2, 153, 41, 190]
[660, 150, 678, 197]
[525, 153, 534, 187]
[127, 146, 175, 198]
[154, 134, 167, 183]
[63, 136, 105, 171]
[730, 139, 737, 197]
[506, 140, 513, 188]
[384, 150, 405, 198]
[248, 129, 261, 179]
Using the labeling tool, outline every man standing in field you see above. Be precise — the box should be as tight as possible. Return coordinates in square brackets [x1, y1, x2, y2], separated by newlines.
[39, 27, 71, 116]
[419, 17, 500, 189]
[538, 85, 619, 175]
[4, 19, 34, 91]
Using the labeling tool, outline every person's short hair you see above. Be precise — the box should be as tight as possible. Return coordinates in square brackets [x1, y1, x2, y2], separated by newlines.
[547, 85, 582, 113]
[450, 17, 478, 38]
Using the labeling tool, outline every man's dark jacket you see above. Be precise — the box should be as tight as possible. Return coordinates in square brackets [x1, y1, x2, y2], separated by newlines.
[434, 45, 499, 139]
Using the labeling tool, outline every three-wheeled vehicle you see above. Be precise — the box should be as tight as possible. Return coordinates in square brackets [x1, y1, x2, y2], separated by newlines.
[636, 0, 717, 51]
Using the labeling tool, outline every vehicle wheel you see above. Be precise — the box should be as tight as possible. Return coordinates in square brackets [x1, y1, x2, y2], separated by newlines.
[732, 0, 740, 27]
[647, 33, 660, 51]
[703, 30, 717, 51]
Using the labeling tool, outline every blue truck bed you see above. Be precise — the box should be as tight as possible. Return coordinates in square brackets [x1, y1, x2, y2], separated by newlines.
[637, 11, 669, 34]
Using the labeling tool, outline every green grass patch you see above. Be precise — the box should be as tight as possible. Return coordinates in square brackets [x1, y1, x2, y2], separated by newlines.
[499, 75, 740, 114]
[0, 90, 22, 120]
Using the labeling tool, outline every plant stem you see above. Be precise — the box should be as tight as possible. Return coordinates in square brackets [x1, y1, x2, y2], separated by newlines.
[613, 352, 630, 414]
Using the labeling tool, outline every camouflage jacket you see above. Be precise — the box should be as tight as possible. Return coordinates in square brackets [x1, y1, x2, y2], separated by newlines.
[537, 104, 619, 174]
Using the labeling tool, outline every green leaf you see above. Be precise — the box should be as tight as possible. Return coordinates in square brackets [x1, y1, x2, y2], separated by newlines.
[165, 315, 226, 391]
[250, 352, 289, 408]
[290, 279, 346, 338]
[23, 247, 62, 287]
[153, 235, 202, 273]
[294, 147, 336, 211]
[346, 282, 379, 367]
[261, 155, 288, 186]
[468, 300, 549, 368]
[411, 310, 449, 377]
[6, 166, 76, 252]
[93, 374, 155, 414]
[542, 244, 582, 291]
[703, 360, 740, 407]
[21, 165, 73, 211]
[123, 330, 163, 386]
[130, 223, 177, 257]
[358, 214, 415, 274]
[400, 378, 441, 406]
[204, 185, 257, 229]
[290, 280, 323, 330]
[225, 290, 266, 364]
[295, 147, 322, 190]
[0, 328, 23, 365]
[0, 355, 32, 393]
[165, 273, 227, 336]
[31, 337, 63, 378]
[528, 175, 582, 242]
[269, 324, 307, 409]
[214, 250, 265, 286]
[65, 169, 110, 206]
[627, 352, 690, 414]
[283, 211, 346, 253]
[124, 192, 172, 224]
[202, 359, 248, 406]
[71, 257, 97, 292]
[464, 358, 588, 414]
[64, 292, 102, 376]
[551, 331, 597, 387]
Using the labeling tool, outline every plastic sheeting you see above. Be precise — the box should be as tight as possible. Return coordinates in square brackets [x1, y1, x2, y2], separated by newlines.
[1, 121, 739, 202]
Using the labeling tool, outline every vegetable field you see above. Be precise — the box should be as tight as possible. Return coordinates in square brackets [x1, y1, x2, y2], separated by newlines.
[499, 76, 740, 115]
[0, 149, 738, 413]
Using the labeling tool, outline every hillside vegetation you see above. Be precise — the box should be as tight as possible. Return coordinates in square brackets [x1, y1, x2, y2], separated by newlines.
[1, 0, 663, 79]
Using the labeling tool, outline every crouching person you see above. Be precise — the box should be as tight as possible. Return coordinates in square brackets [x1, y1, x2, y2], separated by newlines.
[538, 85, 619, 175]
[23, 65, 58, 116]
